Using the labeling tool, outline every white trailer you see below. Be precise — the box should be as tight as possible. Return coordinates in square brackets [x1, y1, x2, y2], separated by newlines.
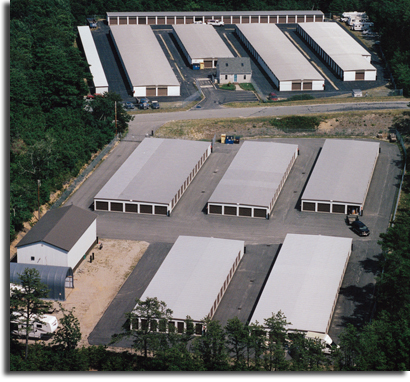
[351, 21, 373, 31]
[11, 312, 58, 339]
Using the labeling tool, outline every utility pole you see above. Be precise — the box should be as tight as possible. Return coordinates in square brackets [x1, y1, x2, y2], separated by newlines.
[37, 179, 41, 220]
[115, 101, 117, 137]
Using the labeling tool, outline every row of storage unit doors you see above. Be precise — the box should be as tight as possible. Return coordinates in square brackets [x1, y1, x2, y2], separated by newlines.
[109, 15, 320, 25]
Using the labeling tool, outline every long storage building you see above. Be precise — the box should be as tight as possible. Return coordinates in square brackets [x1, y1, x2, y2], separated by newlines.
[107, 11, 325, 26]
[135, 235, 245, 335]
[250, 233, 353, 345]
[173, 24, 234, 69]
[94, 138, 212, 216]
[110, 25, 180, 97]
[207, 141, 298, 219]
[77, 26, 109, 94]
[236, 24, 325, 91]
[296, 22, 376, 81]
[301, 139, 380, 215]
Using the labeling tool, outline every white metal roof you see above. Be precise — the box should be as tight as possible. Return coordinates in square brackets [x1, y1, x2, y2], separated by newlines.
[297, 22, 376, 72]
[173, 24, 234, 60]
[139, 236, 244, 321]
[110, 25, 180, 87]
[236, 24, 324, 82]
[107, 11, 325, 17]
[94, 138, 211, 204]
[250, 234, 352, 334]
[208, 141, 298, 208]
[77, 26, 108, 89]
[301, 139, 379, 205]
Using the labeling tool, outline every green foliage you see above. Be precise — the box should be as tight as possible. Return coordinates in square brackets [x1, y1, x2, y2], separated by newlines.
[269, 116, 321, 131]
[219, 83, 236, 90]
[285, 94, 315, 101]
[51, 304, 82, 352]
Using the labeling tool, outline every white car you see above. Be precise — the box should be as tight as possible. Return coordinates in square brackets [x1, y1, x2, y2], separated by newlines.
[207, 19, 224, 26]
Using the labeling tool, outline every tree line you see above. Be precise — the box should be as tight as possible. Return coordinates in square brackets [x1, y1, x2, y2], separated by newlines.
[10, 0, 132, 242]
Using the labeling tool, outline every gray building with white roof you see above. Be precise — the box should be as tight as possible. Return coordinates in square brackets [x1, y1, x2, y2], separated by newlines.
[208, 141, 299, 219]
[173, 24, 234, 69]
[135, 235, 245, 334]
[250, 233, 352, 343]
[77, 26, 109, 94]
[301, 139, 380, 215]
[297, 22, 376, 81]
[94, 138, 212, 216]
[106, 10, 325, 26]
[110, 25, 180, 97]
[236, 24, 325, 91]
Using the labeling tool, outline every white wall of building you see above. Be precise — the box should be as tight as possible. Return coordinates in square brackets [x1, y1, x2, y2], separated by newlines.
[66, 220, 97, 269]
[134, 86, 147, 97]
[18, 242, 68, 267]
[168, 86, 181, 96]
[365, 71, 377, 81]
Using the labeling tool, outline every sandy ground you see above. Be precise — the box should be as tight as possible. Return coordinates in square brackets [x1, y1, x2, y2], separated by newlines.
[50, 239, 149, 347]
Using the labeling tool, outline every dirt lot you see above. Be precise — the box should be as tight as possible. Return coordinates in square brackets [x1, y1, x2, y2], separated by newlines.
[156, 110, 406, 141]
[49, 239, 149, 347]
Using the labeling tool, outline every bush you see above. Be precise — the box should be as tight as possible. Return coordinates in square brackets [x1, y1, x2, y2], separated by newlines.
[285, 94, 315, 101]
[269, 116, 321, 131]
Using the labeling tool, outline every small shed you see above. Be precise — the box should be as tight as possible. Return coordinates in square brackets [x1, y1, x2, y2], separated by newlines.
[352, 89, 363, 97]
[16, 205, 97, 270]
[217, 57, 252, 84]
[10, 263, 74, 301]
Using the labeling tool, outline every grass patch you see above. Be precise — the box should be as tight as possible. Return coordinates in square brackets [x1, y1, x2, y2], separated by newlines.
[269, 116, 322, 131]
[285, 94, 315, 102]
[219, 83, 236, 91]
[239, 83, 255, 91]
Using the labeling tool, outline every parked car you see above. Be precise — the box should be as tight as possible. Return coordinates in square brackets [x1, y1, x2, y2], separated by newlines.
[207, 19, 224, 26]
[151, 101, 160, 109]
[351, 220, 370, 236]
[268, 92, 278, 101]
[125, 102, 135, 109]
[139, 102, 149, 110]
[136, 97, 150, 104]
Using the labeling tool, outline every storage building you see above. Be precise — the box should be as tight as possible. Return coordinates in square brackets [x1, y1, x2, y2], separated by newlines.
[250, 233, 352, 343]
[236, 24, 325, 91]
[110, 25, 180, 97]
[296, 22, 376, 81]
[16, 205, 97, 270]
[10, 263, 74, 301]
[94, 138, 212, 216]
[301, 139, 380, 215]
[207, 141, 298, 219]
[107, 11, 324, 26]
[217, 57, 252, 84]
[172, 24, 234, 69]
[135, 236, 244, 334]
[77, 26, 109, 94]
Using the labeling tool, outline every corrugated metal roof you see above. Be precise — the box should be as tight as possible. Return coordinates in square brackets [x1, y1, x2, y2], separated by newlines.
[301, 139, 379, 205]
[217, 57, 252, 74]
[94, 138, 211, 205]
[298, 23, 376, 72]
[236, 24, 324, 82]
[173, 24, 234, 60]
[110, 25, 179, 87]
[208, 141, 298, 208]
[107, 11, 325, 17]
[139, 236, 244, 321]
[16, 205, 97, 252]
[77, 26, 108, 89]
[250, 234, 352, 334]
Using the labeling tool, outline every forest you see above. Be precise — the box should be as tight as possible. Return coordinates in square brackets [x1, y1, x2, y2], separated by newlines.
[9, 0, 410, 371]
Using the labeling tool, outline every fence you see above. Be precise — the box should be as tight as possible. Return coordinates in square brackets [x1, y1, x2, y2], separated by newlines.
[391, 129, 407, 225]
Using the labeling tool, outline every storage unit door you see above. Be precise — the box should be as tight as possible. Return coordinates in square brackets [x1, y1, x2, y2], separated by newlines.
[125, 204, 138, 213]
[306, 16, 314, 22]
[111, 202, 123, 212]
[232, 16, 240, 24]
[176, 17, 184, 24]
[110, 18, 118, 25]
[253, 208, 266, 218]
[158, 87, 168, 96]
[138, 17, 146, 24]
[302, 201, 315, 211]
[260, 16, 268, 23]
[140, 204, 153, 214]
[204, 60, 212, 68]
[146, 87, 156, 96]
[129, 17, 137, 24]
[303, 81, 312, 90]
[155, 206, 168, 215]
[186, 17, 194, 24]
[119, 17, 127, 25]
[166, 17, 175, 25]
[239, 207, 252, 217]
[157, 17, 165, 25]
[317, 203, 331, 212]
[242, 16, 250, 23]
[278, 16, 287, 23]
[355, 71, 365, 80]
[209, 205, 222, 214]
[95, 201, 109, 211]
[292, 82, 302, 90]
[224, 206, 237, 216]
[332, 204, 346, 214]
[251, 16, 259, 23]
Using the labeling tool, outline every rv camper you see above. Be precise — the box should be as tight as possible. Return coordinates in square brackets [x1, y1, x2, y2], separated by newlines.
[11, 312, 58, 339]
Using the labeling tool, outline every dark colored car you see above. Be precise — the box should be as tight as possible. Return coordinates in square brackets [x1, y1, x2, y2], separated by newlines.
[151, 101, 160, 109]
[125, 102, 135, 109]
[139, 102, 149, 110]
[136, 97, 150, 104]
[351, 220, 370, 236]
[268, 92, 278, 101]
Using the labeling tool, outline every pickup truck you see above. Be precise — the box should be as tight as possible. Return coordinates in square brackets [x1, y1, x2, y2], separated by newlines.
[207, 19, 224, 26]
